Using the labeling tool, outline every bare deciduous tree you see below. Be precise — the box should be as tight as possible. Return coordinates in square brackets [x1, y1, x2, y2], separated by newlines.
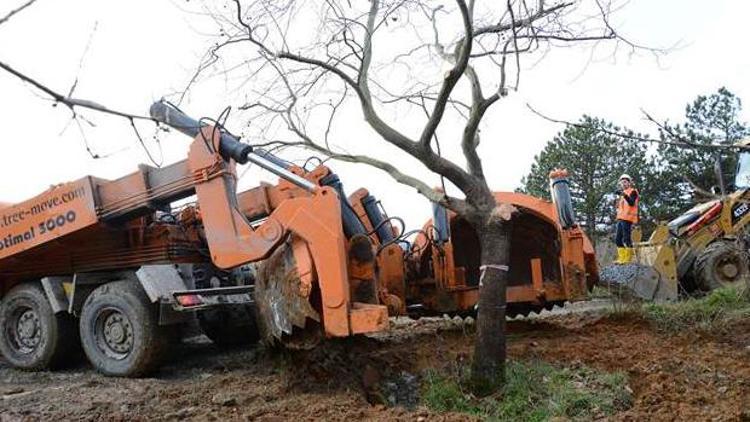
[177, 0, 651, 387]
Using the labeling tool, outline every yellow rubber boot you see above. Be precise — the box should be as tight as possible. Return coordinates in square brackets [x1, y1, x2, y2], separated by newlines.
[626, 248, 635, 264]
[614, 247, 626, 264]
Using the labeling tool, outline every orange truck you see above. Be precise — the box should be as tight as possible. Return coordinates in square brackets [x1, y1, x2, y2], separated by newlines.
[0, 103, 598, 377]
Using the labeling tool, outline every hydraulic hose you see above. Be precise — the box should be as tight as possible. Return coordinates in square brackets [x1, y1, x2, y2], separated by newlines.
[320, 173, 367, 238]
[361, 194, 395, 243]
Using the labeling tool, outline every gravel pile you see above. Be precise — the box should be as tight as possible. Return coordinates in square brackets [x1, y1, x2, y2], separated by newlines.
[599, 263, 663, 301]
[599, 263, 653, 287]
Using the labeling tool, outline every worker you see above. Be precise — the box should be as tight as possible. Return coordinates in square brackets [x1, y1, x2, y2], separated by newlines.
[614, 174, 639, 264]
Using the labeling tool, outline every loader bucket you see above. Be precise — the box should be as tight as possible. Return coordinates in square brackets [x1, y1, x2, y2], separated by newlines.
[600, 225, 679, 302]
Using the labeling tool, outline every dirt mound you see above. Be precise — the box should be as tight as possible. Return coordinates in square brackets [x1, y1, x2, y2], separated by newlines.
[513, 315, 750, 421]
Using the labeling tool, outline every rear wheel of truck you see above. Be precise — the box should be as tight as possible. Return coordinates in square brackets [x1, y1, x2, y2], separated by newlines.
[192, 264, 259, 347]
[0, 283, 78, 370]
[694, 241, 750, 291]
[79, 281, 169, 377]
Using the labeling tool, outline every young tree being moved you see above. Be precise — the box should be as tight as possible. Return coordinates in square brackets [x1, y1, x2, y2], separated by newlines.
[178, 0, 651, 389]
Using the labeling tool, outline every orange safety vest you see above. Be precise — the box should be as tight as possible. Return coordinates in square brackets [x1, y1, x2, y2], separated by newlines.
[616, 187, 639, 223]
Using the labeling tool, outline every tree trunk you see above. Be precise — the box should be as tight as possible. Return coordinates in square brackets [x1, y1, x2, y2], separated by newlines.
[586, 213, 596, 247]
[470, 214, 512, 393]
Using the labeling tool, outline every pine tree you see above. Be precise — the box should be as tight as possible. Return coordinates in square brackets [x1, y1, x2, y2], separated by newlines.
[520, 116, 654, 240]
[652, 87, 749, 220]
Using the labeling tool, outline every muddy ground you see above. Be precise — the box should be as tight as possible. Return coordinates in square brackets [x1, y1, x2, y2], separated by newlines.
[1, 304, 749, 421]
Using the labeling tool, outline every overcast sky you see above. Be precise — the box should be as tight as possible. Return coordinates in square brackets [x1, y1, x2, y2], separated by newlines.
[1, 0, 748, 228]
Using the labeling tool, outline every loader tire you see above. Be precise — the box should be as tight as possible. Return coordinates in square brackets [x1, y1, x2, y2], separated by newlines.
[0, 283, 78, 370]
[694, 241, 749, 291]
[79, 281, 169, 377]
[192, 264, 259, 347]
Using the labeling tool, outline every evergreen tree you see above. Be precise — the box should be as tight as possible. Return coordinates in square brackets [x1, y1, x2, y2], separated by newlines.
[653, 87, 750, 220]
[520, 116, 654, 240]
[521, 88, 749, 242]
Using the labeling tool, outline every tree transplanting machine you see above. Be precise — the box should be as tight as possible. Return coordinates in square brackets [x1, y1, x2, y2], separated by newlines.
[0, 103, 599, 377]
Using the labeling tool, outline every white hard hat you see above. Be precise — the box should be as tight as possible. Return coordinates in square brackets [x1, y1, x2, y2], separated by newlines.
[619, 174, 632, 181]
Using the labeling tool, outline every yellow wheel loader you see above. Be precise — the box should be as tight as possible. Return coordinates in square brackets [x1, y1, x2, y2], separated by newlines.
[604, 140, 750, 301]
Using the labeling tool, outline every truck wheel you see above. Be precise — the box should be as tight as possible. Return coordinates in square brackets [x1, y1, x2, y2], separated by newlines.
[192, 264, 259, 347]
[694, 241, 750, 291]
[0, 283, 78, 370]
[79, 281, 169, 377]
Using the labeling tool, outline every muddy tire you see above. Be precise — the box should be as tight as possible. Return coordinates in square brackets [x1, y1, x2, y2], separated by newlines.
[694, 241, 749, 291]
[192, 264, 259, 347]
[0, 283, 78, 370]
[79, 281, 169, 377]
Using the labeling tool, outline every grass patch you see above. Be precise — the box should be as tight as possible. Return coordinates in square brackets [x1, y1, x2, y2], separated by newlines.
[422, 360, 631, 421]
[641, 286, 750, 332]
[587, 285, 614, 299]
[604, 298, 643, 321]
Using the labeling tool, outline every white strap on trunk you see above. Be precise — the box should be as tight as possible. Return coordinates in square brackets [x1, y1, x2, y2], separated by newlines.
[478, 264, 509, 286]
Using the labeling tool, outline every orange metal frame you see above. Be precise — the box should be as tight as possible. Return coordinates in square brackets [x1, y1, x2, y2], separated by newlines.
[409, 192, 597, 313]
[348, 188, 407, 315]
[237, 169, 407, 316]
[183, 128, 388, 337]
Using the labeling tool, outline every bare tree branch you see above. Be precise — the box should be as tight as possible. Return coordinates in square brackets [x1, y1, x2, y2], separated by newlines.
[357, 0, 379, 100]
[258, 3, 479, 197]
[0, 0, 39, 26]
[461, 64, 496, 177]
[184, 0, 663, 213]
[67, 21, 98, 98]
[418, 0, 473, 148]
[0, 60, 154, 122]
[280, 138, 468, 213]
[0, 60, 167, 165]
[527, 103, 750, 151]
[473, 1, 572, 37]
[253, 44, 468, 214]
